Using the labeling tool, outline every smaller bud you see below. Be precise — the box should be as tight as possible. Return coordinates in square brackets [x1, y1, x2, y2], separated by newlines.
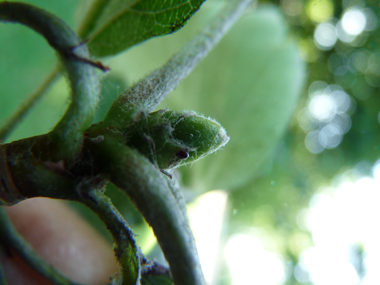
[123, 110, 229, 170]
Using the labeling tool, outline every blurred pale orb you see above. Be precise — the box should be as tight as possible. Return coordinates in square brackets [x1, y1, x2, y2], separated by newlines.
[331, 90, 351, 114]
[319, 124, 343, 149]
[350, 51, 369, 73]
[365, 56, 380, 88]
[366, 71, 380, 87]
[336, 21, 356, 43]
[308, 94, 336, 121]
[363, 8, 378, 31]
[341, 9, 367, 36]
[330, 113, 352, 134]
[225, 234, 285, 285]
[308, 81, 328, 94]
[306, 0, 334, 23]
[308, 81, 328, 99]
[351, 161, 373, 180]
[314, 22, 337, 50]
[297, 108, 317, 131]
[304, 85, 352, 152]
[305, 130, 324, 154]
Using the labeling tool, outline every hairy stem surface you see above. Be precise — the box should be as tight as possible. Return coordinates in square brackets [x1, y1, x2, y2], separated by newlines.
[78, 187, 140, 285]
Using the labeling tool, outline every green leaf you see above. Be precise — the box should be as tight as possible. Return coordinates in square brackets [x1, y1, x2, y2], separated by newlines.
[78, 0, 206, 57]
[162, 5, 307, 191]
[99, 4, 306, 191]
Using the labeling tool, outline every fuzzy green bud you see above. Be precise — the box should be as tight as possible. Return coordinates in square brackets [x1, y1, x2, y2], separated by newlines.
[123, 110, 229, 169]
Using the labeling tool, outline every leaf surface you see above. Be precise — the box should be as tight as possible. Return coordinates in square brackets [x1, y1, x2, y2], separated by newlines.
[103, 4, 306, 191]
[79, 0, 206, 57]
[159, 5, 306, 191]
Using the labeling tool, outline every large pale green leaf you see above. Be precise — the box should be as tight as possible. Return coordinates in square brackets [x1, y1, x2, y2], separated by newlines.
[168, 6, 306, 191]
[79, 0, 206, 57]
[104, 4, 306, 192]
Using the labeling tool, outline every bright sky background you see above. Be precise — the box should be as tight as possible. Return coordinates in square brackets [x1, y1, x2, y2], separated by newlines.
[295, 161, 380, 285]
[191, 160, 380, 284]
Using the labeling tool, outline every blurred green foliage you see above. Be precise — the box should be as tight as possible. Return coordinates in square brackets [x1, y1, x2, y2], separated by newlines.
[0, 0, 78, 141]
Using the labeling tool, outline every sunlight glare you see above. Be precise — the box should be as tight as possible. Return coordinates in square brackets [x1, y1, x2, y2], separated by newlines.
[300, 168, 380, 285]
[341, 8, 367, 36]
[189, 190, 228, 285]
[308, 94, 336, 121]
[225, 234, 285, 285]
[298, 247, 359, 285]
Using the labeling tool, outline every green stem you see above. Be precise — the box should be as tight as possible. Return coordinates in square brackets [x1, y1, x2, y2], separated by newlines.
[105, 144, 204, 285]
[0, 66, 60, 142]
[105, 0, 255, 127]
[77, 186, 140, 285]
[0, 2, 100, 157]
[0, 208, 83, 285]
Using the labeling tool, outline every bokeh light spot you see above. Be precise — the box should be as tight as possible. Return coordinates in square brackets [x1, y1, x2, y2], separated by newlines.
[342, 8, 367, 36]
[330, 113, 352, 134]
[308, 81, 328, 95]
[305, 130, 324, 154]
[331, 90, 351, 114]
[363, 7, 378, 31]
[336, 20, 356, 43]
[319, 124, 342, 149]
[350, 51, 369, 73]
[225, 234, 286, 285]
[308, 94, 336, 121]
[314, 22, 337, 50]
[306, 0, 334, 23]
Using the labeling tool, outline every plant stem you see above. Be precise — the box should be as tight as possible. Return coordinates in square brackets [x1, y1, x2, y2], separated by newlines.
[106, 144, 204, 285]
[77, 186, 140, 285]
[106, 0, 256, 127]
[0, 208, 83, 285]
[0, 2, 101, 158]
[0, 66, 60, 142]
